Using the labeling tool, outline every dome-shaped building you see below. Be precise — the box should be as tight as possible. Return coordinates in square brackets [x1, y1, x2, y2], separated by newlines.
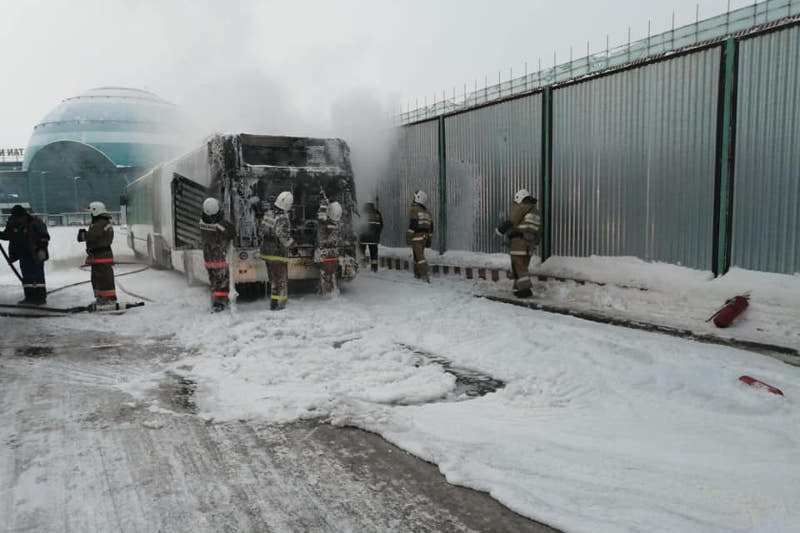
[24, 87, 187, 214]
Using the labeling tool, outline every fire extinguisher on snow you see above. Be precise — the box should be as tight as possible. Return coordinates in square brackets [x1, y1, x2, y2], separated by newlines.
[707, 294, 749, 328]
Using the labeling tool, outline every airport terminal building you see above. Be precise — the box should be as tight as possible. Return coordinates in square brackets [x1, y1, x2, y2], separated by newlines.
[0, 87, 186, 217]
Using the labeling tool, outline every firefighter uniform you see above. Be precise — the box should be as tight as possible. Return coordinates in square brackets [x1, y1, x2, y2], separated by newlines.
[358, 202, 383, 272]
[495, 195, 541, 297]
[85, 212, 116, 303]
[0, 205, 49, 305]
[200, 212, 235, 311]
[407, 200, 433, 282]
[316, 201, 343, 298]
[260, 206, 294, 310]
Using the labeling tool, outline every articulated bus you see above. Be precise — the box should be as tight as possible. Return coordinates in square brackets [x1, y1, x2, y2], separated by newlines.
[122, 133, 359, 299]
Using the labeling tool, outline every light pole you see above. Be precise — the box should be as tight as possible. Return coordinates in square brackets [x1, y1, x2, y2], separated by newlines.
[73, 176, 83, 212]
[38, 170, 49, 214]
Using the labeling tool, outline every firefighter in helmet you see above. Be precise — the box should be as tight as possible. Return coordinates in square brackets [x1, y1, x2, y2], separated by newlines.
[358, 201, 383, 272]
[200, 197, 235, 312]
[407, 190, 432, 282]
[0, 204, 50, 305]
[80, 201, 117, 306]
[495, 188, 541, 298]
[316, 199, 342, 298]
[260, 191, 295, 310]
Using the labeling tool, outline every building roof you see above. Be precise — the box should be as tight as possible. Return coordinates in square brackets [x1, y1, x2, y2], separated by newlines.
[24, 87, 187, 170]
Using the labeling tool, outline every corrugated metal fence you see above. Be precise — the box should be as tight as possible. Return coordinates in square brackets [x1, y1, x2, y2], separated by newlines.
[380, 17, 800, 275]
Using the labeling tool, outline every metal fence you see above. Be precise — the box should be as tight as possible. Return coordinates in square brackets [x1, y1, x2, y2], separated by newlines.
[552, 48, 720, 270]
[731, 24, 800, 273]
[445, 94, 542, 253]
[396, 0, 800, 125]
[378, 121, 440, 248]
[0, 211, 122, 227]
[381, 10, 800, 275]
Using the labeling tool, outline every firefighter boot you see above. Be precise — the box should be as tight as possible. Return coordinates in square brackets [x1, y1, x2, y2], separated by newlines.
[17, 288, 33, 305]
[29, 287, 47, 305]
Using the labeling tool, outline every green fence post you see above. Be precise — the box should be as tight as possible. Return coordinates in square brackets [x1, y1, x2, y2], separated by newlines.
[540, 86, 553, 262]
[438, 115, 447, 254]
[713, 37, 738, 276]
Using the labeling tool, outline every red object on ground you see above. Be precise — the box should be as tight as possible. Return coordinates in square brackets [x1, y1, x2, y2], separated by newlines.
[739, 375, 784, 396]
[712, 295, 749, 328]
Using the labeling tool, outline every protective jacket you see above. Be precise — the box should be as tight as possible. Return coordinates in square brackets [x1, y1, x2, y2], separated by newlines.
[86, 214, 114, 264]
[317, 219, 340, 260]
[86, 214, 116, 301]
[200, 213, 235, 264]
[358, 207, 383, 245]
[496, 200, 541, 246]
[259, 208, 294, 259]
[406, 203, 433, 246]
[0, 214, 49, 263]
[317, 216, 340, 297]
[496, 199, 540, 295]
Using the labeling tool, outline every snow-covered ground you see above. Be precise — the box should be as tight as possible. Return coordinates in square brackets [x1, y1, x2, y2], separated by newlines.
[2, 227, 799, 533]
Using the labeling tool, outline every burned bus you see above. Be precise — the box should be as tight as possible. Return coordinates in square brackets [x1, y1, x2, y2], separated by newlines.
[122, 134, 358, 299]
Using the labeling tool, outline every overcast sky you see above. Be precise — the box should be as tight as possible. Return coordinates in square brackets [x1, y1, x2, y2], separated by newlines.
[0, 0, 748, 150]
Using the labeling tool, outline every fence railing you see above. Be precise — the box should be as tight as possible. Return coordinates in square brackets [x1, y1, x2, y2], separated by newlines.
[395, 0, 800, 125]
[0, 211, 122, 227]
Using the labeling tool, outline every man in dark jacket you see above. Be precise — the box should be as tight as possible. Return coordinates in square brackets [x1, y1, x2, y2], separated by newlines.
[358, 201, 383, 272]
[0, 204, 50, 304]
[200, 197, 235, 312]
[80, 201, 116, 305]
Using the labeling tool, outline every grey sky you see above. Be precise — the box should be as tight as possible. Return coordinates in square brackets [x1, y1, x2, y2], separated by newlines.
[1, 0, 744, 148]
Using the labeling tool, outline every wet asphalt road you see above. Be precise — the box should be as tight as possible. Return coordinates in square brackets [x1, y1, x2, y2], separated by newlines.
[0, 323, 560, 533]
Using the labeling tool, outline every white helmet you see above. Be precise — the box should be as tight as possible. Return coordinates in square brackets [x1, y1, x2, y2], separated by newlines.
[413, 190, 427, 205]
[88, 201, 107, 217]
[328, 201, 343, 222]
[202, 197, 220, 216]
[514, 188, 533, 204]
[274, 191, 293, 211]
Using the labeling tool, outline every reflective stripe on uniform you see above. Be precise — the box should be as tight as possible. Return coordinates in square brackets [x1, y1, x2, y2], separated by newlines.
[23, 283, 46, 288]
[416, 259, 427, 264]
[270, 294, 288, 301]
[261, 254, 289, 262]
[212, 291, 229, 297]
[321, 257, 339, 263]
[88, 257, 114, 264]
[370, 260, 378, 264]
[410, 236, 426, 241]
[369, 221, 381, 224]
[93, 290, 117, 297]
[517, 276, 530, 283]
[205, 261, 228, 268]
[510, 251, 528, 256]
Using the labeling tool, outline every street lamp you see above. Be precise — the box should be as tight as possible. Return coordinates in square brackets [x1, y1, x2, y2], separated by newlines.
[73, 176, 83, 212]
[37, 170, 49, 214]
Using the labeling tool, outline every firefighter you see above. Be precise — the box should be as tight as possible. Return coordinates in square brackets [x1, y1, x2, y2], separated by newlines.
[406, 190, 433, 282]
[316, 200, 342, 298]
[200, 197, 235, 312]
[79, 201, 117, 306]
[358, 201, 383, 272]
[260, 191, 295, 310]
[0, 204, 50, 305]
[495, 188, 541, 298]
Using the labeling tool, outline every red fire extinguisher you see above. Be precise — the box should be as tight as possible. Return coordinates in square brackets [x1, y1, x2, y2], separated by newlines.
[707, 294, 749, 328]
